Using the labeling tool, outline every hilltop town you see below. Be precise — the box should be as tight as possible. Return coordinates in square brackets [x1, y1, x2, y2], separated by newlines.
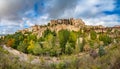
[1, 18, 120, 69]
[18, 18, 120, 38]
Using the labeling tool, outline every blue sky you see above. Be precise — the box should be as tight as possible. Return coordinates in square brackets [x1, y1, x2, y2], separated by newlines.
[0, 0, 120, 34]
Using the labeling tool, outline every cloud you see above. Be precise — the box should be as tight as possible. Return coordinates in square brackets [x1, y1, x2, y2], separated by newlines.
[83, 14, 120, 26]
[0, 0, 120, 34]
[45, 0, 79, 18]
[44, 0, 116, 19]
[0, 0, 44, 20]
[0, 0, 25, 20]
[74, 0, 115, 18]
[0, 19, 23, 34]
[0, 0, 46, 34]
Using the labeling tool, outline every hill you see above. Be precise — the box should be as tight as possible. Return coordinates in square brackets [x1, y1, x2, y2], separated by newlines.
[0, 18, 120, 69]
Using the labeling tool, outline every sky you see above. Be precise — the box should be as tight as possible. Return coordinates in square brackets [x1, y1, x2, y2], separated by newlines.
[0, 0, 120, 34]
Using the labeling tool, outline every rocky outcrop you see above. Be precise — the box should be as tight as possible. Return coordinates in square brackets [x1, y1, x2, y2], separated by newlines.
[50, 18, 85, 27]
[17, 18, 86, 38]
[17, 18, 120, 39]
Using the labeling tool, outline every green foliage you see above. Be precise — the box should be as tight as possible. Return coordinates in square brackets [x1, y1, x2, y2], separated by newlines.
[43, 28, 52, 37]
[52, 30, 57, 36]
[65, 42, 74, 55]
[38, 37, 45, 42]
[27, 34, 37, 41]
[56, 62, 66, 69]
[32, 42, 42, 55]
[89, 40, 95, 48]
[12, 32, 25, 49]
[2, 25, 117, 58]
[17, 40, 28, 53]
[50, 45, 61, 56]
[99, 34, 112, 45]
[58, 29, 70, 54]
[90, 30, 97, 40]
[27, 40, 35, 53]
[47, 23, 50, 26]
[26, 40, 43, 55]
[68, 31, 77, 49]
[0, 46, 43, 69]
[98, 46, 105, 57]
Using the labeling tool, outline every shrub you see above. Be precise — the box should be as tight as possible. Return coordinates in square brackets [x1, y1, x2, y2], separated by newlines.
[98, 46, 105, 57]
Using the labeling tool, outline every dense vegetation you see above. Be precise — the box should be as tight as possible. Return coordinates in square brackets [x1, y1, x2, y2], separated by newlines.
[0, 27, 120, 69]
[1, 28, 119, 57]
[0, 42, 120, 69]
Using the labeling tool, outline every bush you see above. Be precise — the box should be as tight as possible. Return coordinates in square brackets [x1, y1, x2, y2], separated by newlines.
[58, 29, 70, 54]
[98, 46, 105, 57]
[99, 34, 112, 45]
[90, 30, 97, 40]
[56, 62, 66, 69]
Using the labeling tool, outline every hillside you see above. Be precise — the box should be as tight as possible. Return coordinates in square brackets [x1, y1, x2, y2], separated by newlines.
[0, 42, 120, 69]
[0, 18, 120, 69]
[17, 18, 120, 39]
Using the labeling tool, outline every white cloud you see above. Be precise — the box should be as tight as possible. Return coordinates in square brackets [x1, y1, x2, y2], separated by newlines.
[0, 0, 119, 34]
[0, 19, 19, 26]
[35, 14, 49, 25]
[73, 0, 115, 17]
[22, 14, 49, 26]
[55, 0, 119, 27]
[0, 19, 23, 34]
[83, 14, 120, 26]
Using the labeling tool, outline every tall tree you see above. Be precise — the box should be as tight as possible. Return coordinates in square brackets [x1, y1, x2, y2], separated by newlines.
[68, 31, 77, 49]
[90, 30, 97, 40]
[27, 40, 35, 54]
[58, 29, 70, 54]
[65, 42, 74, 55]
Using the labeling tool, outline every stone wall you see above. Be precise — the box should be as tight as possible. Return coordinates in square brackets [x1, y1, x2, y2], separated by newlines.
[50, 18, 85, 27]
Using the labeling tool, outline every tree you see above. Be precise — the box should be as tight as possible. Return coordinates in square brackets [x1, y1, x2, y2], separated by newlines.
[99, 34, 112, 45]
[33, 42, 42, 55]
[12, 32, 24, 49]
[27, 34, 37, 42]
[17, 39, 29, 53]
[27, 40, 35, 54]
[90, 30, 97, 40]
[43, 33, 54, 56]
[98, 46, 105, 57]
[65, 42, 74, 55]
[50, 45, 61, 56]
[6, 38, 15, 47]
[58, 29, 70, 54]
[43, 28, 52, 37]
[52, 30, 56, 36]
[68, 31, 77, 49]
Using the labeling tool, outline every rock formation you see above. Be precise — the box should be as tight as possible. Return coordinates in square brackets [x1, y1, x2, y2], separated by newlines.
[17, 18, 120, 39]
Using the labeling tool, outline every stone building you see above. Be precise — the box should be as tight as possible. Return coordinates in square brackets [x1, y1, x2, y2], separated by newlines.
[50, 18, 85, 27]
[70, 18, 85, 27]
